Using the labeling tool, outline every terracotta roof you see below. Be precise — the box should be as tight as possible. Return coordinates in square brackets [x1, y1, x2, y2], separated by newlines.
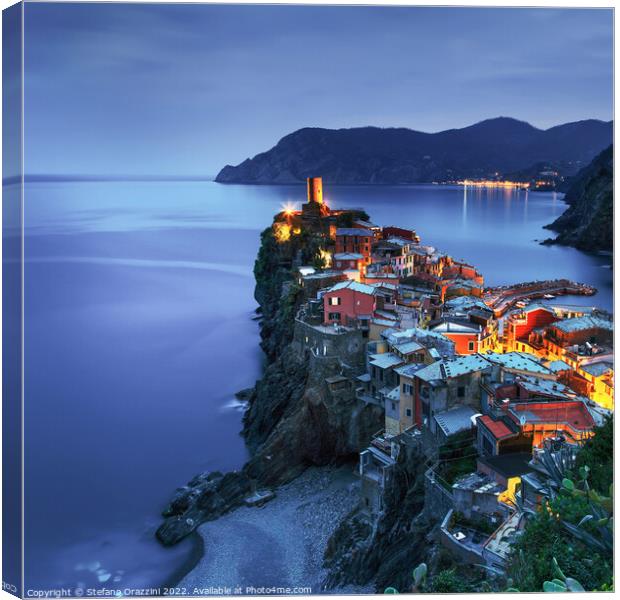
[508, 401, 595, 432]
[478, 415, 515, 441]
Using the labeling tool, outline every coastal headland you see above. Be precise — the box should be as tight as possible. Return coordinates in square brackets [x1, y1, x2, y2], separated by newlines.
[157, 176, 613, 593]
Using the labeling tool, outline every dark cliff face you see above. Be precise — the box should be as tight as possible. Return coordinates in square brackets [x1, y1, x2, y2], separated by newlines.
[323, 442, 433, 593]
[216, 118, 612, 184]
[243, 224, 383, 483]
[544, 145, 613, 253]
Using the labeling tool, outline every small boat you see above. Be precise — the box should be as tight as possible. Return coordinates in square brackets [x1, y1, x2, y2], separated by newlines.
[515, 301, 527, 308]
[543, 294, 555, 299]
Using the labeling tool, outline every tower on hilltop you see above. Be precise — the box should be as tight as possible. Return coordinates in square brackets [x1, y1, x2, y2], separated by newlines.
[307, 177, 323, 204]
[302, 176, 330, 224]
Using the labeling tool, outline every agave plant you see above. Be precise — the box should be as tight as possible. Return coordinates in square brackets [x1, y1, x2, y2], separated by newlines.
[542, 558, 586, 593]
[412, 563, 427, 592]
[559, 470, 613, 555]
[530, 439, 613, 556]
[383, 563, 428, 594]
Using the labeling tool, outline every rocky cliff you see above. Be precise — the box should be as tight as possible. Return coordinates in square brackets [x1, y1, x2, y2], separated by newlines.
[544, 145, 613, 253]
[157, 219, 383, 546]
[216, 118, 612, 185]
[323, 441, 432, 592]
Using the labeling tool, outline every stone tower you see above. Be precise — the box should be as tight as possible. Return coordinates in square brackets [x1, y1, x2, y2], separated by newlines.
[307, 177, 323, 204]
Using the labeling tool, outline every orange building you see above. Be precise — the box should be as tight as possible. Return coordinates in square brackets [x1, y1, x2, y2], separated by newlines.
[505, 305, 558, 353]
[333, 253, 365, 273]
[430, 318, 498, 354]
[335, 228, 373, 265]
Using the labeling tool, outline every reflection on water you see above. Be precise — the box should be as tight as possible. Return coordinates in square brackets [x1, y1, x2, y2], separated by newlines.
[19, 180, 612, 591]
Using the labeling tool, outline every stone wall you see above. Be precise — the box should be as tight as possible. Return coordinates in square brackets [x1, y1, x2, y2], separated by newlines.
[293, 318, 366, 368]
[423, 468, 454, 522]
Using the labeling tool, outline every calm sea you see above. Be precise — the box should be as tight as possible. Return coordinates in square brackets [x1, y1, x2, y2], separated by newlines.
[16, 180, 612, 590]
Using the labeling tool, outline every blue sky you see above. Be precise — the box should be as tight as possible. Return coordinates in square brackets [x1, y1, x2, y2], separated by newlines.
[23, 3, 613, 177]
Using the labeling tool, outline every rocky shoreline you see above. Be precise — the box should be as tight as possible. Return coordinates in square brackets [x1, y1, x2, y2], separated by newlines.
[177, 466, 374, 595]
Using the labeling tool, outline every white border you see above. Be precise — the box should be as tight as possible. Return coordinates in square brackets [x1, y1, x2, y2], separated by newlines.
[0, 3, 615, 600]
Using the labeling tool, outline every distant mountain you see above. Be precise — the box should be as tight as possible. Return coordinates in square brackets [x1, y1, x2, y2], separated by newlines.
[215, 117, 612, 184]
[543, 145, 613, 253]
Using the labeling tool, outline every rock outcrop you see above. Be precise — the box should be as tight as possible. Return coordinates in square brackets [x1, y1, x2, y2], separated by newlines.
[157, 471, 252, 546]
[216, 118, 612, 185]
[543, 145, 613, 253]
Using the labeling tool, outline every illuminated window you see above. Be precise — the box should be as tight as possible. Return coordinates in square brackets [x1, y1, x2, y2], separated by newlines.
[329, 297, 341, 306]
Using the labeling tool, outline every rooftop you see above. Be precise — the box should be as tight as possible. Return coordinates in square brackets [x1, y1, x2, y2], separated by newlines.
[372, 281, 399, 290]
[369, 352, 404, 370]
[452, 471, 502, 494]
[374, 309, 398, 321]
[444, 296, 489, 312]
[517, 375, 572, 399]
[385, 236, 412, 247]
[552, 315, 613, 334]
[325, 375, 348, 385]
[482, 352, 552, 375]
[517, 303, 556, 316]
[416, 354, 491, 383]
[431, 319, 481, 334]
[395, 362, 428, 377]
[372, 318, 397, 327]
[383, 326, 454, 346]
[508, 401, 595, 432]
[298, 266, 316, 276]
[354, 219, 379, 229]
[434, 405, 479, 437]
[393, 340, 424, 355]
[302, 270, 346, 281]
[477, 415, 516, 441]
[328, 280, 377, 296]
[333, 252, 364, 260]
[580, 361, 614, 377]
[546, 359, 573, 373]
[336, 228, 374, 237]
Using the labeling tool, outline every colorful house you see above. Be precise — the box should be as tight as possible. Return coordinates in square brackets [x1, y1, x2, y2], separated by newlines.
[335, 228, 374, 265]
[505, 304, 558, 353]
[410, 354, 492, 433]
[431, 317, 499, 355]
[322, 280, 377, 327]
[382, 226, 420, 242]
[333, 252, 365, 273]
